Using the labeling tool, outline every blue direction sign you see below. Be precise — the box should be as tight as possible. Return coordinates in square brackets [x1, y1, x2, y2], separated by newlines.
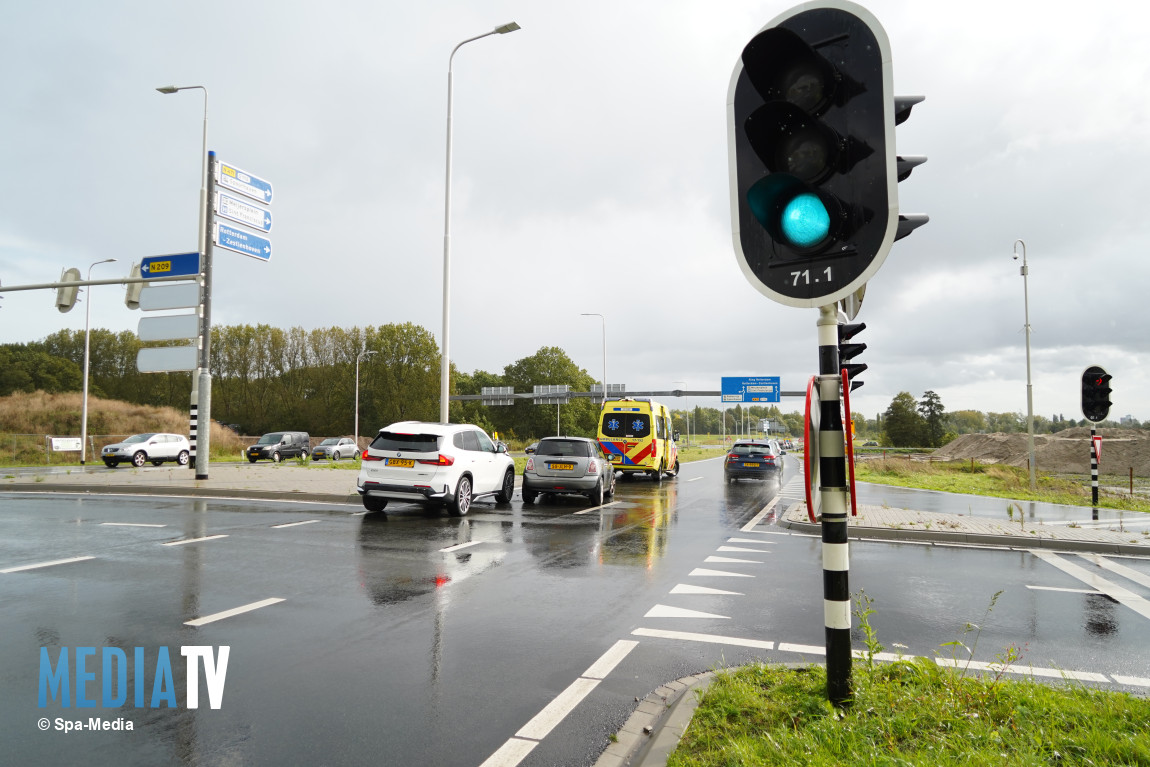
[721, 376, 781, 403]
[215, 223, 272, 262]
[141, 252, 200, 280]
[216, 192, 273, 232]
[216, 161, 273, 204]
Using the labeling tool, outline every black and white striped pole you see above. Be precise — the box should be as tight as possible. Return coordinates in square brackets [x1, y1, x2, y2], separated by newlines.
[817, 305, 852, 705]
[1090, 426, 1099, 521]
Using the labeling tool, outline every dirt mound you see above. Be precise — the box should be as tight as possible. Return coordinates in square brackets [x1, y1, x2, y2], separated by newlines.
[933, 428, 1150, 476]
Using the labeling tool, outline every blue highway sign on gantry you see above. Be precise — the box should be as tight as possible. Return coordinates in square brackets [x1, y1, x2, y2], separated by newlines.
[140, 252, 200, 280]
[216, 161, 273, 204]
[215, 223, 272, 262]
[721, 376, 781, 403]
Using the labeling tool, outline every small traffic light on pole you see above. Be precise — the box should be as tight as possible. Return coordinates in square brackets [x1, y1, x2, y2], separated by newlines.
[55, 267, 81, 313]
[838, 321, 866, 390]
[1081, 365, 1112, 423]
[727, 0, 927, 308]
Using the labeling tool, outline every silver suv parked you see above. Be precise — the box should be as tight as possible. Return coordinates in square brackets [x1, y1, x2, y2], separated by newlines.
[102, 433, 191, 468]
[357, 422, 515, 515]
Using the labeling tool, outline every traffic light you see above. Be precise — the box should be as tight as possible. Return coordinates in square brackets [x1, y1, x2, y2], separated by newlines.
[838, 321, 866, 390]
[728, 1, 928, 308]
[125, 263, 143, 309]
[1081, 365, 1112, 423]
[55, 267, 81, 313]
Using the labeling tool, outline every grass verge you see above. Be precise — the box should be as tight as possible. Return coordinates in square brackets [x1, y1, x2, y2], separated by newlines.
[856, 458, 1150, 514]
[669, 659, 1150, 766]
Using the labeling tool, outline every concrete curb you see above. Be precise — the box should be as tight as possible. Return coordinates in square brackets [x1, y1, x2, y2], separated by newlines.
[777, 516, 1150, 556]
[593, 672, 714, 767]
[1, 483, 363, 506]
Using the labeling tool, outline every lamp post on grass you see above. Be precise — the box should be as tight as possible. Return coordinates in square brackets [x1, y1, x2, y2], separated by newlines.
[355, 349, 378, 453]
[1013, 239, 1037, 492]
[81, 258, 118, 465]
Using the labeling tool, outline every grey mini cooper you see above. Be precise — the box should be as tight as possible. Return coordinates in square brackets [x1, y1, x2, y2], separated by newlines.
[521, 436, 616, 506]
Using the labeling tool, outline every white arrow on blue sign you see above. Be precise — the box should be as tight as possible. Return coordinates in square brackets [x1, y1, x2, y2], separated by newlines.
[215, 192, 272, 232]
[141, 252, 200, 280]
[215, 223, 272, 262]
[216, 161, 273, 204]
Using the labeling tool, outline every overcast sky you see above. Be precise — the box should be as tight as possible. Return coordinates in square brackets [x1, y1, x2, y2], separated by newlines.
[2, 0, 1147, 422]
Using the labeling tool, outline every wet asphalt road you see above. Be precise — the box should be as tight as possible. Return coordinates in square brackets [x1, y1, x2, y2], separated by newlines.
[3, 458, 1150, 767]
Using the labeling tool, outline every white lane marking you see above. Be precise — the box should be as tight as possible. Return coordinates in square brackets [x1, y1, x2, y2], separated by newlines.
[440, 540, 483, 553]
[1026, 585, 1103, 595]
[686, 476, 703, 482]
[1080, 553, 1150, 590]
[1113, 675, 1150, 687]
[162, 534, 228, 547]
[631, 627, 773, 650]
[514, 677, 600, 740]
[1, 556, 96, 574]
[705, 555, 762, 564]
[572, 501, 620, 516]
[727, 537, 775, 545]
[778, 642, 824, 655]
[477, 737, 537, 767]
[935, 657, 1109, 683]
[670, 584, 743, 596]
[645, 604, 730, 620]
[717, 545, 771, 554]
[1030, 550, 1150, 621]
[349, 511, 369, 517]
[740, 496, 780, 532]
[271, 520, 319, 529]
[582, 639, 639, 680]
[184, 597, 285, 627]
[101, 522, 167, 528]
[689, 568, 754, 578]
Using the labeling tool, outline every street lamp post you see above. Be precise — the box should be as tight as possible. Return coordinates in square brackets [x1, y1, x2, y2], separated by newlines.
[440, 22, 521, 424]
[1013, 239, 1037, 492]
[355, 349, 378, 452]
[581, 313, 606, 407]
[156, 84, 208, 470]
[80, 258, 118, 465]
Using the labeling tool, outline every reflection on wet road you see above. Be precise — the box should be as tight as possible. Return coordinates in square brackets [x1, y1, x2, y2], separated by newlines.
[3, 457, 1149, 767]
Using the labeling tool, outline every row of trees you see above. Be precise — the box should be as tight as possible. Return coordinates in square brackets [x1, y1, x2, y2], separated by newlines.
[3, 325, 1140, 445]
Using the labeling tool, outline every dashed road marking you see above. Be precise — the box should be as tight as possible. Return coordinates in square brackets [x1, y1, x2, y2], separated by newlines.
[1026, 585, 1103, 595]
[185, 597, 285, 627]
[689, 568, 754, 578]
[1030, 550, 1150, 621]
[632, 627, 774, 650]
[670, 584, 743, 596]
[1, 556, 96, 574]
[271, 520, 319, 529]
[645, 604, 730, 620]
[101, 522, 166, 528]
[704, 555, 762, 564]
[440, 540, 484, 553]
[162, 534, 228, 547]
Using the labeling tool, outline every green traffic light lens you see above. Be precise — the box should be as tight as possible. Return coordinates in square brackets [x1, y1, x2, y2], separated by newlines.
[781, 193, 830, 248]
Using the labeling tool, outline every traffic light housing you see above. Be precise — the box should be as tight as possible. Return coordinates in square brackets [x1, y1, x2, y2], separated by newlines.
[125, 263, 143, 309]
[55, 267, 81, 313]
[1081, 365, 1112, 423]
[728, 1, 927, 308]
[838, 321, 866, 390]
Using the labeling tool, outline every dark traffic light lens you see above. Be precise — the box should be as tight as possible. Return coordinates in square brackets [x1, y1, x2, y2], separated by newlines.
[781, 130, 831, 182]
[781, 193, 830, 247]
[783, 68, 827, 114]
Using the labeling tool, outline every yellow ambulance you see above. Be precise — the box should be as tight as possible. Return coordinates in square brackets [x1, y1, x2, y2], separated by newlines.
[597, 397, 680, 481]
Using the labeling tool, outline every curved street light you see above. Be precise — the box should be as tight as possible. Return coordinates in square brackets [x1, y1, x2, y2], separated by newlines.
[80, 258, 118, 465]
[1013, 239, 1036, 492]
[439, 22, 521, 423]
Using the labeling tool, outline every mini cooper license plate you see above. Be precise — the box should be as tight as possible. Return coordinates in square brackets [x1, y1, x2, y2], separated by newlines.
[549, 462, 574, 470]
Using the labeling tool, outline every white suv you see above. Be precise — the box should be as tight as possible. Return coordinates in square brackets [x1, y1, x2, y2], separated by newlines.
[102, 433, 191, 468]
[356, 422, 515, 515]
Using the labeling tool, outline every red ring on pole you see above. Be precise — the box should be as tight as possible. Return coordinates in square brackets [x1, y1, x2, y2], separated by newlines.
[803, 375, 818, 522]
[842, 369, 857, 517]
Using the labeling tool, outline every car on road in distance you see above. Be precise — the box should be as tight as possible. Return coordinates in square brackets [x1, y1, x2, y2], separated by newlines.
[724, 439, 786, 483]
[247, 431, 311, 463]
[312, 437, 358, 461]
[357, 421, 515, 516]
[102, 433, 191, 468]
[522, 436, 616, 505]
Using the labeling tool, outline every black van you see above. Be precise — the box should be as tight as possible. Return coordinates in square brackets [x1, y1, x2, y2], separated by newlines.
[247, 431, 311, 463]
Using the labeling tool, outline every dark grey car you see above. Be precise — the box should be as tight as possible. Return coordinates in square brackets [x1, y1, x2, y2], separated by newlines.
[522, 436, 616, 505]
